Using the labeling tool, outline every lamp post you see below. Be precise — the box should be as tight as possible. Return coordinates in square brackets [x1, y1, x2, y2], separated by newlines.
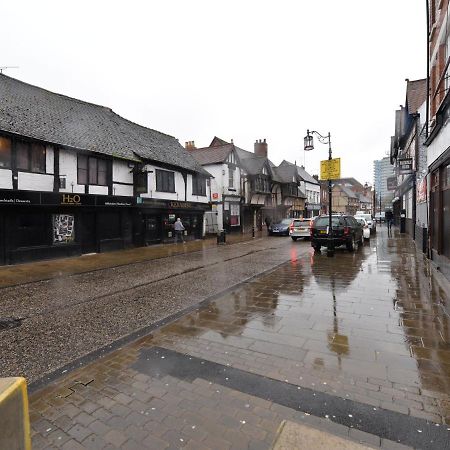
[304, 129, 334, 257]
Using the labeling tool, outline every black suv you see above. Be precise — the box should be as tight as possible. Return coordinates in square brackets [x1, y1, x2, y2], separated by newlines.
[310, 215, 363, 252]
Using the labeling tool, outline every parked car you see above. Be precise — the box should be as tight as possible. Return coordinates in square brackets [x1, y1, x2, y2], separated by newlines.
[310, 215, 363, 252]
[355, 217, 371, 241]
[354, 213, 376, 234]
[289, 218, 311, 241]
[268, 218, 292, 236]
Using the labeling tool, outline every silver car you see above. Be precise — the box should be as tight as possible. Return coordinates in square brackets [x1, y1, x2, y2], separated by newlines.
[289, 218, 311, 241]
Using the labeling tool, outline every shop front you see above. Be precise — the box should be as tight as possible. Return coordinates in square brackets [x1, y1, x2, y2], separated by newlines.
[223, 195, 241, 233]
[136, 198, 210, 245]
[0, 189, 134, 265]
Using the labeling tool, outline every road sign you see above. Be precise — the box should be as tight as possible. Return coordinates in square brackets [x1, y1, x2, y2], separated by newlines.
[320, 158, 341, 180]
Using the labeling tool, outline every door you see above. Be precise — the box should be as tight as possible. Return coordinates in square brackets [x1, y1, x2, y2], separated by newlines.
[0, 214, 5, 265]
[144, 215, 161, 244]
[81, 212, 97, 254]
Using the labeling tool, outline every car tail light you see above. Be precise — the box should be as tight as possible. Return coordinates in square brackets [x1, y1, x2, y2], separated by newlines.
[343, 226, 350, 235]
[290, 224, 294, 231]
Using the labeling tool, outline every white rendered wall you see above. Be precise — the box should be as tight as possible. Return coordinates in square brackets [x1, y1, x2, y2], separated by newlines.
[113, 160, 133, 184]
[0, 169, 12, 189]
[112, 159, 133, 196]
[428, 120, 450, 168]
[113, 183, 133, 196]
[45, 146, 54, 174]
[89, 185, 108, 195]
[18, 172, 53, 191]
[59, 149, 85, 194]
[204, 165, 225, 201]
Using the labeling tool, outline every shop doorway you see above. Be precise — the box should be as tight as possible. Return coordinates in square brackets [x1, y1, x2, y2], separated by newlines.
[0, 215, 5, 265]
[144, 215, 161, 244]
[81, 212, 97, 254]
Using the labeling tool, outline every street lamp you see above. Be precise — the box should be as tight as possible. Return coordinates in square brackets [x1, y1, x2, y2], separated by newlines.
[304, 129, 334, 257]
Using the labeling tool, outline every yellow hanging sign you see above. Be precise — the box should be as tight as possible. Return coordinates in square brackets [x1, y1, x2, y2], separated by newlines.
[320, 158, 341, 180]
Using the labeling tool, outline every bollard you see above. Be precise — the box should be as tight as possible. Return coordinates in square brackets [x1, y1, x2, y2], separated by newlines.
[0, 377, 31, 450]
[252, 226, 255, 238]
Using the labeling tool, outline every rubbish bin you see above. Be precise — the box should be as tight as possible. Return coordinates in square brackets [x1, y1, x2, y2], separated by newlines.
[400, 209, 406, 234]
[217, 230, 226, 244]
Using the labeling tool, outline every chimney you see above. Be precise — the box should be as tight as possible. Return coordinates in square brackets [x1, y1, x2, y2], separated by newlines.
[254, 138, 268, 158]
[185, 141, 196, 151]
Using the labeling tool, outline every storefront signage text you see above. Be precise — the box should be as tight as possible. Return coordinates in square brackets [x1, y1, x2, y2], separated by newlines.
[61, 194, 81, 204]
[398, 158, 413, 175]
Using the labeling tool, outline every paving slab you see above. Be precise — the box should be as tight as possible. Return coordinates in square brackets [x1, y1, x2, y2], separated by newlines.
[272, 421, 374, 449]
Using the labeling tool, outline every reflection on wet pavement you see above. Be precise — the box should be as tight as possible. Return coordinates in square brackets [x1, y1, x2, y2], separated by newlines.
[28, 227, 450, 449]
[153, 229, 450, 423]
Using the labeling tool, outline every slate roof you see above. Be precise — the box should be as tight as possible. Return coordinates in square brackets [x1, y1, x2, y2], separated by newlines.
[272, 164, 298, 183]
[406, 79, 427, 115]
[337, 185, 358, 199]
[234, 147, 269, 176]
[0, 74, 208, 175]
[356, 192, 371, 203]
[279, 160, 318, 185]
[189, 144, 233, 165]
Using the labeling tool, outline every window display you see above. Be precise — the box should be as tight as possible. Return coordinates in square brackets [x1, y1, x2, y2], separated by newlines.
[53, 214, 75, 244]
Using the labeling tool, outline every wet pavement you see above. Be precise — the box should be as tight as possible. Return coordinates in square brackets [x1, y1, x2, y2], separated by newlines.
[23, 227, 450, 448]
[0, 232, 264, 288]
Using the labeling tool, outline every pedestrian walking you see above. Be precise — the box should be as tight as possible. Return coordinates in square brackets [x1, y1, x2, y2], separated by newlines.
[174, 217, 185, 243]
[386, 211, 393, 237]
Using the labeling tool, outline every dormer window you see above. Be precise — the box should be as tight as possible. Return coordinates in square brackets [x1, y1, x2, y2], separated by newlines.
[262, 166, 268, 175]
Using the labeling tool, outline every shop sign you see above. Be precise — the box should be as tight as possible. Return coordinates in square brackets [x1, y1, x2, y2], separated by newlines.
[0, 190, 40, 205]
[212, 193, 219, 200]
[387, 176, 397, 191]
[398, 158, 413, 175]
[417, 177, 427, 203]
[61, 194, 82, 204]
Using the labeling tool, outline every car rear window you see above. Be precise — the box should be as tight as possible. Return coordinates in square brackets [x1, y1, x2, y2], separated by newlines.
[293, 219, 309, 226]
[314, 217, 343, 227]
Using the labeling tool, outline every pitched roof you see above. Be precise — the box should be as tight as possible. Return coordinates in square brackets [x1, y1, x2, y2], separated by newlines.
[272, 164, 298, 183]
[189, 144, 233, 165]
[279, 160, 318, 185]
[235, 147, 268, 175]
[356, 192, 371, 203]
[406, 78, 427, 115]
[0, 74, 208, 175]
[210, 136, 230, 147]
[336, 185, 358, 198]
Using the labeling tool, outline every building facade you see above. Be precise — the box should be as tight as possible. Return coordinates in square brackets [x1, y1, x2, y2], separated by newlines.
[425, 0, 450, 280]
[373, 157, 395, 213]
[0, 75, 210, 265]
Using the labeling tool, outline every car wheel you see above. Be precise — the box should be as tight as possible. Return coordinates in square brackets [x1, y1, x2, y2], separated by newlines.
[291, 237, 298, 241]
[346, 235, 356, 252]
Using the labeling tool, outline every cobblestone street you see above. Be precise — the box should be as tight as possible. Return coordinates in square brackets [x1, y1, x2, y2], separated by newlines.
[24, 227, 450, 449]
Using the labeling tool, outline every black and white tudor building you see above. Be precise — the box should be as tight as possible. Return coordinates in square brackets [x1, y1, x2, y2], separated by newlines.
[0, 75, 210, 265]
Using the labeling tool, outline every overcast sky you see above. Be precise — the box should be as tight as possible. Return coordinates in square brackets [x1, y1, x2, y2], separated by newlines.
[2, 1, 426, 184]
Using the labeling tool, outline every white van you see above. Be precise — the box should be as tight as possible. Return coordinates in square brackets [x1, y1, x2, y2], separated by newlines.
[354, 213, 376, 234]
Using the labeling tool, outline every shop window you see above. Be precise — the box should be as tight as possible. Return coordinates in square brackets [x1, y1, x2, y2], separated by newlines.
[17, 212, 48, 247]
[16, 141, 46, 173]
[192, 174, 206, 196]
[53, 214, 75, 244]
[0, 136, 11, 168]
[77, 155, 108, 186]
[156, 169, 175, 193]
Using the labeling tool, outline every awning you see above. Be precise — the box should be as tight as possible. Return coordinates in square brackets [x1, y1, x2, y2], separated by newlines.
[394, 174, 414, 197]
